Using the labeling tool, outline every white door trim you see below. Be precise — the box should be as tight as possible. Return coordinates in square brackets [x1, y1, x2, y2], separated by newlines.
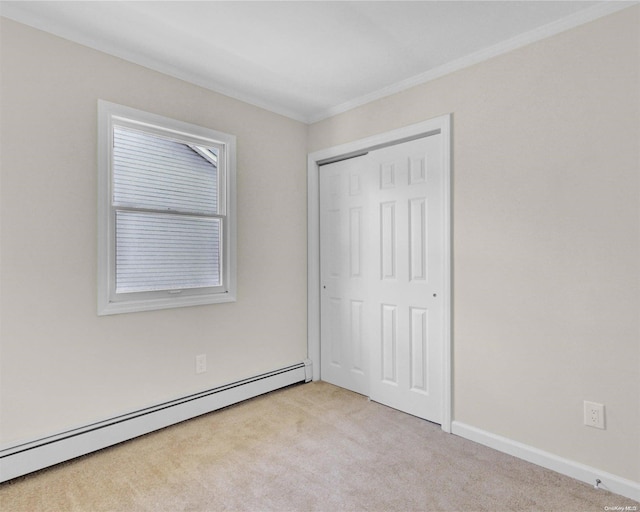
[307, 114, 452, 433]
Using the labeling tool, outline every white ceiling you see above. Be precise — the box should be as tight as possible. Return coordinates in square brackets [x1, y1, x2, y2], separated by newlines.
[1, 1, 633, 123]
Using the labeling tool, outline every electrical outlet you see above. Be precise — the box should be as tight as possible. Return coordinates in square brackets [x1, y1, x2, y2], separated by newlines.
[195, 354, 207, 374]
[584, 401, 605, 429]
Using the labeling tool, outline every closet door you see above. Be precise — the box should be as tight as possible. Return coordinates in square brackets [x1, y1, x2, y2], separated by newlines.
[319, 155, 370, 395]
[320, 134, 444, 423]
[367, 135, 443, 422]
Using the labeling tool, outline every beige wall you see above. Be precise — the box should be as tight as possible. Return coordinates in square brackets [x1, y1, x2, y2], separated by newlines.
[1, 5, 639, 485]
[309, 7, 640, 481]
[0, 18, 308, 444]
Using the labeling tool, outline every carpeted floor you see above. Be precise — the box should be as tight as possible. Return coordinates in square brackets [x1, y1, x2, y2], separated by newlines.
[1, 381, 638, 512]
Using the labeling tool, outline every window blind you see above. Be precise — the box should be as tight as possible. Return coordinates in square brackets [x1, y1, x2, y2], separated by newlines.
[112, 126, 222, 294]
[115, 211, 221, 293]
[113, 126, 218, 214]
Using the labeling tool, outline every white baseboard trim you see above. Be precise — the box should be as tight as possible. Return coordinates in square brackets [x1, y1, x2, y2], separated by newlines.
[451, 421, 640, 503]
[0, 360, 313, 483]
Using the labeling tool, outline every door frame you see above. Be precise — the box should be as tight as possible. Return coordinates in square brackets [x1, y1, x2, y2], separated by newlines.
[307, 114, 452, 433]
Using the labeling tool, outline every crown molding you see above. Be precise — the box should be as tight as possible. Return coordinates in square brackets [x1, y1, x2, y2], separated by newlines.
[306, 1, 638, 124]
[2, 1, 636, 125]
[0, 3, 309, 123]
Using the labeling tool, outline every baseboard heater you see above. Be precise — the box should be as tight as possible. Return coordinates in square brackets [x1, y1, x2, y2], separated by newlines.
[0, 360, 312, 483]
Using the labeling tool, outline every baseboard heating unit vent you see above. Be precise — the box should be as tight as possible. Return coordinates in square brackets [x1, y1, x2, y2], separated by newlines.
[0, 360, 312, 483]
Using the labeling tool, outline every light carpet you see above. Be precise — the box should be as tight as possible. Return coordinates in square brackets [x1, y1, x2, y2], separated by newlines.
[1, 381, 638, 512]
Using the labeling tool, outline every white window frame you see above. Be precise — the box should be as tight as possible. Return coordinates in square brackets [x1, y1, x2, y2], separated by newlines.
[97, 100, 236, 315]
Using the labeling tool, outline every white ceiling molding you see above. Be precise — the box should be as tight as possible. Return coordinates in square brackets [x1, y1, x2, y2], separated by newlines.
[1, 1, 636, 124]
[0, 1, 311, 122]
[308, 1, 637, 123]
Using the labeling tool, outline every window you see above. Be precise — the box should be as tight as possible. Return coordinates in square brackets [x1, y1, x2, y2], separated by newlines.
[98, 101, 236, 315]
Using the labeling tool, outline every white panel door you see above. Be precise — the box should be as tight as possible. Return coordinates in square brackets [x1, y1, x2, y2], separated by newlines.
[320, 135, 443, 423]
[367, 136, 443, 422]
[319, 156, 370, 395]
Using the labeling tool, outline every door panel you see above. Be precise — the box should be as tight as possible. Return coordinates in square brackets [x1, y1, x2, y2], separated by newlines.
[320, 134, 443, 423]
[320, 157, 369, 395]
[368, 136, 443, 422]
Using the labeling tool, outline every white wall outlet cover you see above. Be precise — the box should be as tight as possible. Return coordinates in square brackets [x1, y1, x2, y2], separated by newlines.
[195, 354, 207, 374]
[584, 401, 605, 429]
